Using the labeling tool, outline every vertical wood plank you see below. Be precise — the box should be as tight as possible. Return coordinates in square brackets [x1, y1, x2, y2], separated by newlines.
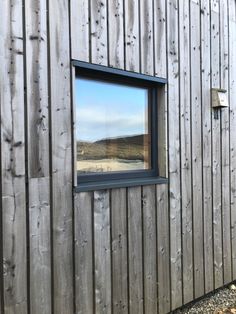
[74, 192, 94, 314]
[201, 0, 214, 294]
[167, 0, 182, 309]
[142, 185, 157, 314]
[71, 67, 77, 187]
[0, 185, 3, 314]
[108, 0, 124, 69]
[154, 0, 167, 78]
[211, 0, 223, 289]
[155, 0, 168, 180]
[25, 0, 49, 179]
[0, 0, 27, 312]
[29, 178, 51, 314]
[124, 0, 140, 72]
[179, 0, 193, 304]
[111, 188, 128, 314]
[48, 0, 73, 311]
[25, 1, 51, 311]
[90, 0, 108, 65]
[158, 85, 168, 178]
[190, 0, 204, 298]
[71, 0, 90, 61]
[220, 0, 232, 285]
[157, 184, 170, 314]
[140, 0, 154, 75]
[127, 187, 143, 314]
[94, 190, 111, 314]
[229, 0, 236, 279]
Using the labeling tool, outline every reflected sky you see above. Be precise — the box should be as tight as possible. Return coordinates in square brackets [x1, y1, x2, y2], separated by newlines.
[75, 77, 148, 142]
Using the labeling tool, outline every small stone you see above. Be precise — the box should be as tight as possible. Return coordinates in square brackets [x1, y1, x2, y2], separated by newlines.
[229, 284, 236, 290]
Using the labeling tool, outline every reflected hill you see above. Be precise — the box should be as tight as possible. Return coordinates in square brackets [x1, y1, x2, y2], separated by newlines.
[77, 134, 149, 161]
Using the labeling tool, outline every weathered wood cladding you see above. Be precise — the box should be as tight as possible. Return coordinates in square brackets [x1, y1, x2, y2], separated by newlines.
[0, 1, 236, 314]
[0, 1, 27, 313]
[229, 0, 236, 280]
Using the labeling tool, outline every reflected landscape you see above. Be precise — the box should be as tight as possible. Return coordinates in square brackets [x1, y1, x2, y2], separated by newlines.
[75, 77, 151, 173]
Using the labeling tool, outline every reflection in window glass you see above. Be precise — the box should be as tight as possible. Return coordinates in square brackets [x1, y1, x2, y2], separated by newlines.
[75, 77, 151, 174]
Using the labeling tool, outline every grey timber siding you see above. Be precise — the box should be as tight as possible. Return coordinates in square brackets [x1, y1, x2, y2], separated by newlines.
[0, 0, 236, 313]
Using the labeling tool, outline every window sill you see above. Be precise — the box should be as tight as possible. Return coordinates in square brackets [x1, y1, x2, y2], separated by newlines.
[75, 176, 168, 192]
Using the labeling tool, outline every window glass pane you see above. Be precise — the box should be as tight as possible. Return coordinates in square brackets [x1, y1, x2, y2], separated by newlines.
[75, 77, 151, 174]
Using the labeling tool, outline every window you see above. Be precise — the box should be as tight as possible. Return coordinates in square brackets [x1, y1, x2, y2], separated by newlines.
[76, 78, 151, 172]
[73, 61, 167, 191]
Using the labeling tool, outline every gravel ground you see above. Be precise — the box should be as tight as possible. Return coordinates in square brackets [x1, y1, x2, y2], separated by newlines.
[173, 283, 236, 314]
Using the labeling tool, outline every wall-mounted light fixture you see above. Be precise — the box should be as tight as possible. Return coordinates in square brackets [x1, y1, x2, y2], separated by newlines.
[212, 88, 228, 119]
[212, 88, 228, 108]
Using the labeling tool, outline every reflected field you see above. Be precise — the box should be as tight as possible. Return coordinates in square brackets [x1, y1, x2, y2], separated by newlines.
[77, 158, 145, 173]
[77, 134, 150, 173]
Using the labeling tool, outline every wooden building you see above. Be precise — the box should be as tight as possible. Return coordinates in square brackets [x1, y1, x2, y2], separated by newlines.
[0, 0, 236, 313]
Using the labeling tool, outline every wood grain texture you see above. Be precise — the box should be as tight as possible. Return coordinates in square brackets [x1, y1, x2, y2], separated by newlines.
[0, 222, 2, 314]
[71, 0, 90, 61]
[167, 0, 182, 309]
[0, 1, 27, 312]
[155, 2, 168, 178]
[1, 1, 236, 314]
[108, 0, 124, 69]
[220, 0, 232, 285]
[179, 0, 193, 304]
[142, 185, 157, 314]
[124, 0, 140, 72]
[29, 178, 51, 314]
[111, 188, 128, 314]
[48, 0, 73, 311]
[91, 0, 108, 65]
[25, 2, 51, 311]
[229, 0, 236, 279]
[25, 0, 49, 178]
[158, 85, 168, 178]
[127, 187, 143, 314]
[157, 184, 170, 314]
[154, 0, 167, 78]
[190, 0, 204, 298]
[94, 190, 111, 314]
[74, 192, 94, 314]
[211, 0, 223, 289]
[201, 0, 214, 294]
[140, 0, 154, 75]
[71, 67, 77, 187]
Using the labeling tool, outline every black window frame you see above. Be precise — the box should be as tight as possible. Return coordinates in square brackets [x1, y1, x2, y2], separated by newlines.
[73, 60, 168, 191]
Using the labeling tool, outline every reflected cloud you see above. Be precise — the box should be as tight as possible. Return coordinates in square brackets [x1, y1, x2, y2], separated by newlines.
[75, 76, 149, 142]
[76, 107, 146, 142]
